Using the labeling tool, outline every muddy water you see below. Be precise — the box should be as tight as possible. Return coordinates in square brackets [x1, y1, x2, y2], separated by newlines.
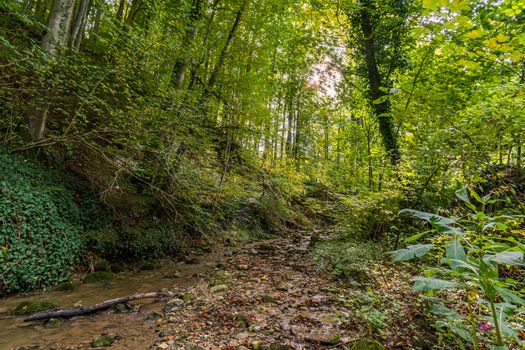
[0, 249, 226, 350]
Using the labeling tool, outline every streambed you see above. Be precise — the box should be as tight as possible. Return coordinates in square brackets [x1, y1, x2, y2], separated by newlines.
[0, 248, 226, 349]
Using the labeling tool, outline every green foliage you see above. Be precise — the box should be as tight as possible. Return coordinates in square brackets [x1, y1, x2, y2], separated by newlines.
[314, 238, 380, 284]
[0, 149, 84, 294]
[391, 186, 525, 349]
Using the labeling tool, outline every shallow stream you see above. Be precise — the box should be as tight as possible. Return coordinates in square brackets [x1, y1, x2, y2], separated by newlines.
[0, 248, 226, 349]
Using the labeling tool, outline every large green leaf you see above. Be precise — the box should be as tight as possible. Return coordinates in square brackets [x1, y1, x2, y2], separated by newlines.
[390, 244, 435, 261]
[446, 239, 466, 261]
[490, 251, 524, 266]
[412, 277, 461, 292]
[399, 209, 456, 225]
[494, 286, 525, 306]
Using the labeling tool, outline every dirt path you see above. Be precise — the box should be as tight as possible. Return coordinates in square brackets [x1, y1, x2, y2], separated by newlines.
[152, 235, 369, 350]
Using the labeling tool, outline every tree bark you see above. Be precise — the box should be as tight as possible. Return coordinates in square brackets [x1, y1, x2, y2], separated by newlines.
[205, 0, 248, 94]
[359, 0, 400, 165]
[69, 0, 90, 50]
[29, 0, 75, 141]
[172, 0, 204, 89]
[24, 292, 165, 322]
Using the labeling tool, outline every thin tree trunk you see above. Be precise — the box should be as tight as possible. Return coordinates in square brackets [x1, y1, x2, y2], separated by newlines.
[205, 0, 248, 95]
[116, 0, 126, 21]
[69, 0, 90, 49]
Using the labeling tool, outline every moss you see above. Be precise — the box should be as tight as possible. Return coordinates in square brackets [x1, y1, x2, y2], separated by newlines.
[84, 271, 113, 283]
[91, 334, 117, 347]
[12, 300, 56, 315]
[139, 262, 157, 271]
[351, 338, 385, 350]
[54, 280, 80, 291]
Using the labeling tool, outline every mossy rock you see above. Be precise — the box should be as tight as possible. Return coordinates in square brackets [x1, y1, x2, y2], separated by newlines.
[12, 300, 56, 315]
[351, 338, 385, 350]
[91, 334, 118, 347]
[139, 262, 157, 271]
[94, 258, 111, 272]
[55, 280, 80, 291]
[47, 318, 63, 328]
[110, 263, 125, 273]
[84, 271, 113, 283]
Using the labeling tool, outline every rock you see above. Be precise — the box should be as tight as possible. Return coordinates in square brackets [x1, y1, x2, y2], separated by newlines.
[238, 264, 248, 270]
[269, 343, 293, 350]
[110, 263, 125, 273]
[166, 298, 185, 307]
[91, 334, 118, 348]
[157, 343, 169, 349]
[147, 311, 164, 320]
[47, 318, 62, 328]
[260, 295, 277, 303]
[251, 341, 264, 350]
[183, 292, 193, 304]
[210, 284, 228, 293]
[276, 284, 289, 291]
[250, 249, 258, 255]
[54, 280, 79, 291]
[184, 343, 207, 350]
[94, 258, 111, 272]
[113, 303, 130, 313]
[185, 257, 201, 265]
[163, 271, 182, 279]
[351, 338, 385, 350]
[139, 262, 158, 271]
[84, 271, 113, 283]
[12, 301, 56, 315]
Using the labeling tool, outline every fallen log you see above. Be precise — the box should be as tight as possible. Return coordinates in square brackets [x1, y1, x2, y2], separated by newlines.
[23, 292, 165, 322]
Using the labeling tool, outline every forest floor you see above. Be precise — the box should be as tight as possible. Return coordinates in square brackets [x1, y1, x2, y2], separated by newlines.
[152, 233, 435, 350]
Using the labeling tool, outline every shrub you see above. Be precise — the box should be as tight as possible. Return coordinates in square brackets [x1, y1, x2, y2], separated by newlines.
[0, 149, 84, 294]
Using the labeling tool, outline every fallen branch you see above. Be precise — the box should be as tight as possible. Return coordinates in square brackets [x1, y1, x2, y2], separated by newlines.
[24, 292, 165, 322]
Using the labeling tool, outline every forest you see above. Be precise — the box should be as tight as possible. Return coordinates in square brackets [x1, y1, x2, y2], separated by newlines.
[0, 0, 524, 349]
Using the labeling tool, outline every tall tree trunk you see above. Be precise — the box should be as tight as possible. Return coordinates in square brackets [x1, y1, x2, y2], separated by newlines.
[116, 0, 126, 21]
[359, 0, 400, 165]
[69, 0, 90, 49]
[29, 0, 74, 141]
[172, 0, 204, 89]
[125, 0, 142, 26]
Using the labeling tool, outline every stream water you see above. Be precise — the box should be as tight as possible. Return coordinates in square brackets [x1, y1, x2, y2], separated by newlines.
[0, 248, 226, 350]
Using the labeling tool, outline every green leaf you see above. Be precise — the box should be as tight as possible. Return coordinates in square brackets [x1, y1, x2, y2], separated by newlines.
[494, 286, 525, 306]
[446, 239, 466, 261]
[441, 258, 478, 274]
[399, 209, 456, 225]
[390, 244, 435, 261]
[455, 186, 470, 203]
[412, 277, 461, 292]
[490, 251, 524, 266]
[403, 230, 431, 243]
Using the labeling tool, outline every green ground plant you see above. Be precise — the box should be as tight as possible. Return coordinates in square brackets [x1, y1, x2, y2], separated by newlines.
[391, 187, 525, 349]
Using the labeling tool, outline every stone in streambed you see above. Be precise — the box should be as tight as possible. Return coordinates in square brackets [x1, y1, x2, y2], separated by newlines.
[54, 280, 80, 291]
[91, 334, 118, 348]
[46, 318, 62, 328]
[166, 298, 185, 307]
[210, 284, 228, 293]
[184, 343, 207, 350]
[12, 300, 56, 315]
